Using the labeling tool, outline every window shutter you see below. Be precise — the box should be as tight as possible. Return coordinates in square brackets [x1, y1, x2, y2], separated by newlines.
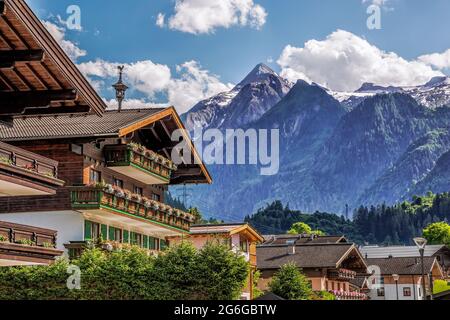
[123, 230, 129, 243]
[149, 237, 155, 250]
[101, 224, 108, 240]
[143, 235, 148, 249]
[130, 232, 136, 245]
[109, 226, 115, 241]
[84, 221, 92, 240]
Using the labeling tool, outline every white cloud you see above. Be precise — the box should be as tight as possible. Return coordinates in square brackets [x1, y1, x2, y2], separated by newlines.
[42, 21, 87, 61]
[277, 30, 443, 92]
[418, 49, 450, 70]
[168, 61, 234, 112]
[156, 13, 166, 28]
[159, 0, 267, 34]
[79, 59, 233, 113]
[42, 20, 86, 61]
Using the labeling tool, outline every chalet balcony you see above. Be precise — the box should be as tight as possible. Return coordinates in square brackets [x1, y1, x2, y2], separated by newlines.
[0, 221, 63, 266]
[327, 268, 357, 281]
[329, 290, 368, 300]
[104, 143, 177, 185]
[70, 185, 193, 237]
[0, 142, 64, 196]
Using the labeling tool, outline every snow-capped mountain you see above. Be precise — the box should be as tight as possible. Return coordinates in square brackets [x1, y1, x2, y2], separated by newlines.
[178, 65, 450, 219]
[330, 76, 450, 110]
[182, 63, 292, 131]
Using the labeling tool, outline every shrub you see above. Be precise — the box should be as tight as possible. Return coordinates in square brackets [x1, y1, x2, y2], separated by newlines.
[268, 263, 312, 300]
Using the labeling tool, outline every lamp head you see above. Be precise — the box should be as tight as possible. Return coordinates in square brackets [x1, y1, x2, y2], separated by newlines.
[413, 237, 427, 249]
[392, 274, 400, 282]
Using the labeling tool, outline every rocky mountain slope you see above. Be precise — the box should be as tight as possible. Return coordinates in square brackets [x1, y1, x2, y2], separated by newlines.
[178, 65, 450, 218]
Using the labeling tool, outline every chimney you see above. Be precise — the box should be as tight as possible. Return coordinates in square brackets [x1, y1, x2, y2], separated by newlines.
[286, 240, 296, 255]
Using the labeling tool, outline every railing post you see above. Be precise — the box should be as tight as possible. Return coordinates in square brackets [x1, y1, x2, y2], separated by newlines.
[11, 152, 16, 165]
[9, 228, 14, 243]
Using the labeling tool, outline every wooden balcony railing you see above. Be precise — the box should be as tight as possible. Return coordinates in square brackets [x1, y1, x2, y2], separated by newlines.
[328, 268, 357, 280]
[104, 143, 177, 182]
[70, 185, 193, 232]
[0, 141, 59, 179]
[0, 221, 57, 248]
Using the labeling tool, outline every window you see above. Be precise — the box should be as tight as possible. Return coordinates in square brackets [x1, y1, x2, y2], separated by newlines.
[134, 186, 143, 196]
[403, 287, 412, 297]
[113, 178, 124, 189]
[90, 169, 101, 183]
[240, 240, 248, 253]
[377, 288, 385, 297]
[85, 221, 100, 240]
[151, 193, 161, 202]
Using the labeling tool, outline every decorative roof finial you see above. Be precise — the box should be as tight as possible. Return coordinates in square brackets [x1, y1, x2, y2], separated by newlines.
[112, 65, 128, 112]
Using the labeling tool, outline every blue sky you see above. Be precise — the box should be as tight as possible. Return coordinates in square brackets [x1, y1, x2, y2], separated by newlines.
[27, 0, 450, 112]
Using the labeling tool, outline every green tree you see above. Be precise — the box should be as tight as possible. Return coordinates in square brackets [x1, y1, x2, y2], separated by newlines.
[288, 222, 325, 236]
[288, 222, 312, 235]
[268, 263, 312, 300]
[0, 242, 249, 300]
[423, 222, 450, 245]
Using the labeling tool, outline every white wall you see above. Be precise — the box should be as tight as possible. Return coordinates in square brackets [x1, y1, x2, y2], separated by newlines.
[368, 284, 423, 300]
[0, 211, 84, 251]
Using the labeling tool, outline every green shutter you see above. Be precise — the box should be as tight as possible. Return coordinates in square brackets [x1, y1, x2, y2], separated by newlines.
[123, 230, 129, 243]
[143, 235, 148, 249]
[101, 224, 108, 240]
[109, 227, 115, 241]
[149, 237, 155, 250]
[160, 239, 167, 250]
[84, 221, 92, 240]
[130, 232, 136, 245]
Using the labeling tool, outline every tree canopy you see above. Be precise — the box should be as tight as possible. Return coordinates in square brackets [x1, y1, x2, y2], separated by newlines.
[423, 222, 450, 246]
[0, 242, 249, 300]
[268, 263, 312, 300]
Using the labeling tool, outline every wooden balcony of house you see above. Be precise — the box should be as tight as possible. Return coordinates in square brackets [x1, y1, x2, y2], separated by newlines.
[329, 290, 368, 300]
[327, 268, 357, 280]
[0, 142, 64, 196]
[104, 143, 177, 185]
[0, 221, 63, 266]
[70, 185, 193, 236]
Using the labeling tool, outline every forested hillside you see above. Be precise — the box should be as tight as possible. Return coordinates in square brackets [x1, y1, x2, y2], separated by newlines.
[246, 191, 450, 245]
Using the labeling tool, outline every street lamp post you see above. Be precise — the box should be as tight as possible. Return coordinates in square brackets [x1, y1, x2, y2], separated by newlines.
[413, 237, 428, 300]
[392, 274, 400, 300]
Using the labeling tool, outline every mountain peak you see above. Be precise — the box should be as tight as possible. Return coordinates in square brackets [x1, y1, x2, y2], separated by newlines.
[355, 82, 402, 93]
[236, 63, 279, 88]
[423, 76, 450, 88]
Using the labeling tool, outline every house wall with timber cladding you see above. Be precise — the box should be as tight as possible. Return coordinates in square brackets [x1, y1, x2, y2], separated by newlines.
[0, 139, 166, 214]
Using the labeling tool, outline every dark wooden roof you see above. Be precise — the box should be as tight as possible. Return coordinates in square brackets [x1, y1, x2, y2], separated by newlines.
[0, 107, 212, 185]
[0, 0, 106, 120]
[366, 257, 440, 275]
[257, 243, 364, 270]
[0, 108, 165, 140]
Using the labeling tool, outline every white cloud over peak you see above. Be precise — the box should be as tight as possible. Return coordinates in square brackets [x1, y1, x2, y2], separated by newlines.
[79, 59, 233, 113]
[158, 0, 267, 34]
[42, 20, 86, 61]
[277, 30, 442, 92]
[418, 49, 450, 70]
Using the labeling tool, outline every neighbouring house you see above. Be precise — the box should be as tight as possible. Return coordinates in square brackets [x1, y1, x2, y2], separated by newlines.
[0, 107, 211, 257]
[257, 241, 368, 300]
[169, 223, 264, 300]
[0, 0, 106, 266]
[365, 257, 444, 300]
[361, 245, 450, 278]
[0, 221, 63, 266]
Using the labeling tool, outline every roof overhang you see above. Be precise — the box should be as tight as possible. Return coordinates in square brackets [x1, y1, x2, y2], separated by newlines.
[118, 107, 212, 185]
[0, 0, 106, 121]
[336, 245, 368, 270]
